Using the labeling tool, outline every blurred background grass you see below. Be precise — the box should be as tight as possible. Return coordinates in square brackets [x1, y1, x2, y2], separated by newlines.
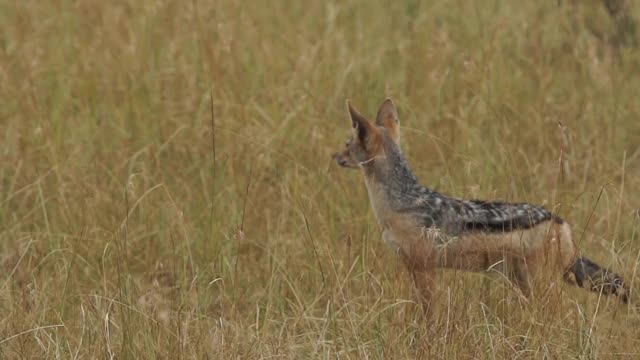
[1, 0, 640, 358]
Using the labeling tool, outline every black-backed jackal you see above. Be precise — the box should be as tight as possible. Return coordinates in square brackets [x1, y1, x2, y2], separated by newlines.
[334, 98, 629, 312]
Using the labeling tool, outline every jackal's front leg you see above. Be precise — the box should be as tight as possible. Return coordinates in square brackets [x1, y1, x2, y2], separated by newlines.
[411, 269, 436, 316]
[390, 226, 438, 316]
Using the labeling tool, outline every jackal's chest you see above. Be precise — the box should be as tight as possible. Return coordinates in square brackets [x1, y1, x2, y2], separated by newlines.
[382, 229, 401, 253]
[363, 178, 425, 252]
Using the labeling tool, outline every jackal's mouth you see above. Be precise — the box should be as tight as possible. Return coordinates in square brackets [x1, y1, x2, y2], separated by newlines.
[333, 152, 357, 169]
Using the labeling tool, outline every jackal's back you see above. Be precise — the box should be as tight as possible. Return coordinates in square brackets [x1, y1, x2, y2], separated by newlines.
[398, 186, 561, 236]
[457, 199, 561, 232]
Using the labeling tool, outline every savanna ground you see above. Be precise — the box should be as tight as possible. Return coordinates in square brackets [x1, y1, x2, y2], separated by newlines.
[1, 0, 640, 358]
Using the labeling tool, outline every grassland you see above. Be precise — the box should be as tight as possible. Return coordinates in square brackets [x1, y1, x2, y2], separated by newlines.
[1, 0, 640, 358]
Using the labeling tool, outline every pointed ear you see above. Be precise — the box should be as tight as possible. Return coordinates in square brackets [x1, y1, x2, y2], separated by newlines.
[375, 98, 399, 143]
[347, 100, 373, 143]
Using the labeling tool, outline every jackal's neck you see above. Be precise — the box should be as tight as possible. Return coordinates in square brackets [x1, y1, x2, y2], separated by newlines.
[361, 140, 428, 223]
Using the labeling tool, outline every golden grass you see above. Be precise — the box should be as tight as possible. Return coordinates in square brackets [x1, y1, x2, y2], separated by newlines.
[1, 0, 640, 358]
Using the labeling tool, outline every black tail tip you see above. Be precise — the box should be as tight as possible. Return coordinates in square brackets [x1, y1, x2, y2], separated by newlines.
[593, 274, 629, 303]
[569, 256, 630, 304]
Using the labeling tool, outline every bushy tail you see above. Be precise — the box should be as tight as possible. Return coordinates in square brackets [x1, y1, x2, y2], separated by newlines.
[566, 256, 629, 303]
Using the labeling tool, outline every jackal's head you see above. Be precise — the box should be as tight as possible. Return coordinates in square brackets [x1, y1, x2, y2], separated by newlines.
[333, 98, 400, 170]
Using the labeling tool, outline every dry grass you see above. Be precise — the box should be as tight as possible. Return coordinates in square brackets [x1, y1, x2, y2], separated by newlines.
[1, 0, 640, 358]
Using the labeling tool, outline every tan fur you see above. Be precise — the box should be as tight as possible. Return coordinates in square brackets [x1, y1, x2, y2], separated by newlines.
[363, 173, 393, 226]
[434, 220, 577, 295]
